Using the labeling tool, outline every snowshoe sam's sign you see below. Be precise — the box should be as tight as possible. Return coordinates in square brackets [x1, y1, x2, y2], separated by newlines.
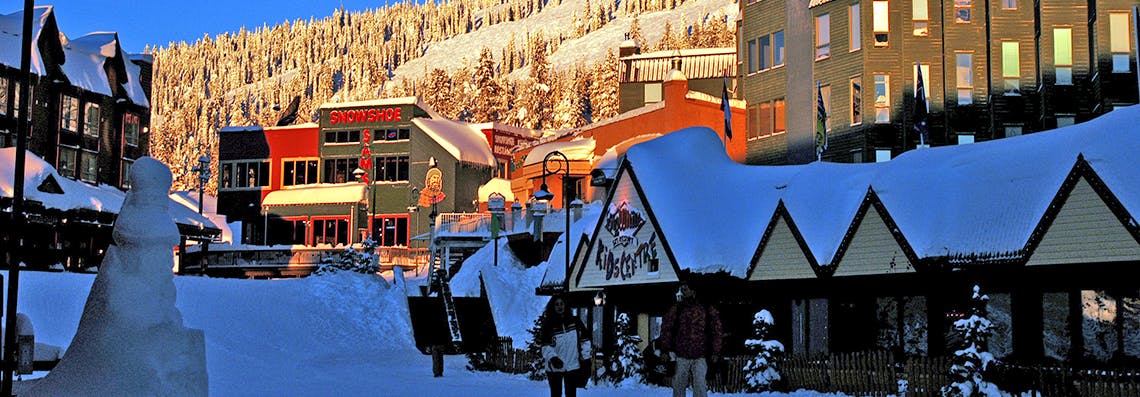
[329, 107, 402, 125]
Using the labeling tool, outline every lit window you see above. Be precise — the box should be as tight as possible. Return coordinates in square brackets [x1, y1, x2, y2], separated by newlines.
[955, 0, 971, 23]
[774, 31, 785, 66]
[121, 158, 133, 189]
[84, 102, 100, 138]
[913, 0, 929, 36]
[759, 102, 773, 136]
[873, 1, 889, 46]
[747, 105, 760, 138]
[1110, 13, 1132, 73]
[816, 14, 831, 59]
[747, 39, 758, 73]
[0, 77, 7, 115]
[875, 149, 892, 162]
[123, 113, 140, 146]
[760, 35, 771, 70]
[1054, 28, 1073, 85]
[1002, 0, 1016, 9]
[851, 77, 863, 125]
[60, 95, 79, 132]
[957, 134, 975, 145]
[874, 75, 890, 123]
[1005, 126, 1022, 137]
[956, 53, 974, 104]
[850, 4, 861, 51]
[1002, 41, 1021, 94]
[1057, 116, 1075, 127]
[774, 98, 786, 134]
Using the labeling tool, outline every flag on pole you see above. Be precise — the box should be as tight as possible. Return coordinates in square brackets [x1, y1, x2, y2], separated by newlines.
[914, 61, 929, 147]
[722, 74, 732, 141]
[815, 80, 828, 161]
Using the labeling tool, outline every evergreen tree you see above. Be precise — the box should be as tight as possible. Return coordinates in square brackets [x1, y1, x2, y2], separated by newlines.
[472, 47, 508, 122]
[742, 310, 783, 392]
[589, 50, 620, 121]
[525, 313, 548, 381]
[942, 285, 1001, 397]
[315, 237, 381, 275]
[601, 312, 643, 384]
[629, 17, 646, 50]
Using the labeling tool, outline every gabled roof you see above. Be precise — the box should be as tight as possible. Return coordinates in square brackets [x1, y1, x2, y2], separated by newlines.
[411, 118, 495, 167]
[0, 5, 53, 75]
[603, 105, 1140, 280]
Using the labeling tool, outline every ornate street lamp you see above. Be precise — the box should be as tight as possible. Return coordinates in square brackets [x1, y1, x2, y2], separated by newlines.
[190, 155, 212, 214]
[532, 150, 572, 292]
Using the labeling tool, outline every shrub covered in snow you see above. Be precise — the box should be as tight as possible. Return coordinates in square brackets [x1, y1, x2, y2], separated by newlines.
[525, 313, 548, 381]
[742, 309, 783, 392]
[316, 237, 380, 275]
[600, 312, 643, 384]
[942, 285, 1002, 397]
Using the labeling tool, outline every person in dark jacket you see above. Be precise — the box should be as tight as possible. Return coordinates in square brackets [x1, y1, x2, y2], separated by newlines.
[539, 295, 591, 397]
[660, 282, 723, 397]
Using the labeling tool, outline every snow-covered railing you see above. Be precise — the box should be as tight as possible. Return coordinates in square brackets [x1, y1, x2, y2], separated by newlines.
[188, 245, 429, 275]
[433, 209, 569, 237]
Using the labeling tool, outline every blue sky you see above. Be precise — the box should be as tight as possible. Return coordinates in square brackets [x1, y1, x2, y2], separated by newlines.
[19, 1, 397, 53]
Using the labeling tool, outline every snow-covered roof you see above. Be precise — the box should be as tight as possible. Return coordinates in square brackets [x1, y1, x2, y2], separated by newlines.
[450, 237, 550, 349]
[619, 47, 737, 82]
[477, 178, 515, 202]
[514, 102, 665, 152]
[60, 33, 115, 97]
[523, 137, 596, 166]
[0, 148, 217, 230]
[411, 118, 495, 167]
[539, 202, 604, 290]
[685, 90, 746, 109]
[608, 105, 1140, 279]
[262, 183, 365, 207]
[0, 6, 53, 75]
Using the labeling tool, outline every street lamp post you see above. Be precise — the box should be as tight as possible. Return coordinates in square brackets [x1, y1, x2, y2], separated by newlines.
[487, 192, 506, 267]
[190, 155, 211, 214]
[531, 150, 572, 292]
[353, 167, 371, 243]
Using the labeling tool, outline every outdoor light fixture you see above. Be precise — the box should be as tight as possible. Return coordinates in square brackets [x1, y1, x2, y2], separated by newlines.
[594, 291, 605, 306]
[531, 150, 572, 292]
[191, 155, 211, 214]
[353, 167, 371, 242]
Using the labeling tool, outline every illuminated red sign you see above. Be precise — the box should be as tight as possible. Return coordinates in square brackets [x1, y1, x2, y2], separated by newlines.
[330, 108, 402, 125]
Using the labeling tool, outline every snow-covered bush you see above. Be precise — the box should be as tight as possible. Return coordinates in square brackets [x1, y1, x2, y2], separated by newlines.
[316, 237, 380, 275]
[942, 285, 1002, 397]
[601, 312, 643, 384]
[743, 309, 783, 392]
[525, 313, 548, 381]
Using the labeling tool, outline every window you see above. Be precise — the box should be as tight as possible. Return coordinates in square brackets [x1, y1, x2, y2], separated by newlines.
[955, 0, 971, 23]
[80, 150, 98, 183]
[283, 159, 318, 186]
[851, 77, 863, 125]
[747, 105, 759, 138]
[324, 130, 361, 144]
[1005, 125, 1023, 137]
[956, 53, 974, 104]
[747, 39, 758, 74]
[58, 146, 78, 178]
[60, 95, 79, 132]
[874, 75, 890, 123]
[123, 113, 140, 146]
[850, 4, 862, 51]
[774, 98, 786, 134]
[374, 155, 410, 182]
[0, 77, 7, 115]
[1002, 41, 1021, 94]
[1054, 28, 1073, 85]
[957, 134, 975, 145]
[773, 31, 785, 66]
[875, 149, 892, 162]
[873, 1, 889, 46]
[644, 83, 662, 103]
[371, 216, 409, 247]
[760, 35, 771, 70]
[914, 63, 930, 108]
[121, 158, 133, 189]
[816, 14, 831, 59]
[1057, 116, 1075, 127]
[311, 218, 349, 246]
[850, 149, 864, 163]
[376, 128, 410, 141]
[1001, 0, 1016, 9]
[220, 160, 270, 189]
[83, 102, 100, 138]
[759, 102, 773, 136]
[324, 158, 361, 183]
[913, 0, 928, 36]
[1110, 13, 1132, 73]
[820, 85, 832, 131]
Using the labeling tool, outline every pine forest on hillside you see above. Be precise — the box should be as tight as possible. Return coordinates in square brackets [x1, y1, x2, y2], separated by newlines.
[149, 0, 737, 192]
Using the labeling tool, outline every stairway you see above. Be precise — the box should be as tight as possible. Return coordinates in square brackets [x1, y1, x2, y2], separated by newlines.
[428, 249, 463, 350]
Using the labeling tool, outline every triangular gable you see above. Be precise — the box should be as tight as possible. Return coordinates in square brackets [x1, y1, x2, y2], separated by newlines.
[832, 198, 917, 277]
[1027, 177, 1140, 266]
[748, 202, 818, 280]
[576, 162, 680, 288]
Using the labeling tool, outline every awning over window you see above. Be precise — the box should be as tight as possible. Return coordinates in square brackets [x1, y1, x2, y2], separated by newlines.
[262, 183, 365, 207]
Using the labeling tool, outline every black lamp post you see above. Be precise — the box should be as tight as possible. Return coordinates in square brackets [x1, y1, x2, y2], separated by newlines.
[190, 155, 211, 214]
[353, 167, 371, 242]
[532, 150, 572, 291]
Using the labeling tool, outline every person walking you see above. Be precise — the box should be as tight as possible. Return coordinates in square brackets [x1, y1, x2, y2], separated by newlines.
[660, 282, 723, 397]
[540, 295, 590, 397]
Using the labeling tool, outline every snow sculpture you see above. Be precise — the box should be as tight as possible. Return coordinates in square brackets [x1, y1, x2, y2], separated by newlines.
[28, 157, 207, 396]
[743, 309, 783, 392]
[942, 285, 1001, 397]
[601, 312, 643, 384]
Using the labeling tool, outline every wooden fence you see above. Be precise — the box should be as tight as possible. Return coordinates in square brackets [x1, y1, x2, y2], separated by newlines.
[477, 342, 1140, 396]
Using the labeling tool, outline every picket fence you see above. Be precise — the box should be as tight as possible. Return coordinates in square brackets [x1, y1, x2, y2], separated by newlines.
[479, 339, 1140, 396]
